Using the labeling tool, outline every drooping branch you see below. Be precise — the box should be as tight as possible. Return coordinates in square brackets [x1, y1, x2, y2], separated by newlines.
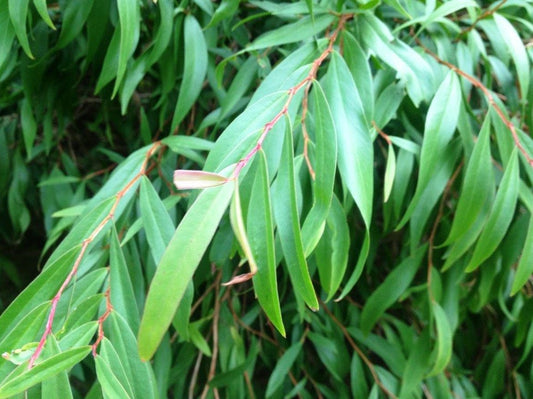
[28, 141, 163, 368]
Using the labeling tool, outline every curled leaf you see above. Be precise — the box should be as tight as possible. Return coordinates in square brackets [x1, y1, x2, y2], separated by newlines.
[173, 170, 229, 190]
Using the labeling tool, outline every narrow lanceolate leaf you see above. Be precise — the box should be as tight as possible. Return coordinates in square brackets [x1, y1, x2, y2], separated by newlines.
[139, 176, 175, 264]
[110, 228, 140, 331]
[466, 149, 519, 272]
[494, 13, 529, 99]
[173, 170, 229, 190]
[114, 0, 140, 97]
[272, 121, 318, 310]
[325, 51, 373, 228]
[427, 302, 452, 377]
[33, 0, 55, 29]
[442, 115, 493, 246]
[247, 151, 284, 336]
[265, 343, 302, 397]
[301, 83, 337, 256]
[398, 72, 461, 228]
[383, 144, 396, 203]
[315, 194, 350, 301]
[138, 181, 234, 360]
[0, 347, 91, 398]
[360, 245, 426, 335]
[170, 15, 207, 132]
[8, 0, 33, 59]
[245, 14, 334, 53]
[511, 216, 533, 295]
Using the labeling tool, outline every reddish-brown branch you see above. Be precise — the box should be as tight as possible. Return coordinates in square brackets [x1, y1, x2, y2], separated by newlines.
[92, 288, 113, 355]
[232, 14, 353, 180]
[457, 0, 508, 38]
[416, 41, 533, 167]
[28, 141, 163, 368]
[372, 121, 392, 145]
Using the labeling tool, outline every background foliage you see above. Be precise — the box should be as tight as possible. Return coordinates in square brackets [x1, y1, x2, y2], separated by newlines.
[1, 0, 533, 398]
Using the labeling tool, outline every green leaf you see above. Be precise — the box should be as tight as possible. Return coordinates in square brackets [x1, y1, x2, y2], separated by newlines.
[230, 180, 257, 274]
[265, 343, 302, 397]
[0, 2, 16, 69]
[442, 115, 493, 245]
[315, 194, 350, 301]
[0, 246, 80, 342]
[494, 13, 529, 100]
[205, 0, 240, 29]
[170, 15, 207, 132]
[139, 176, 175, 264]
[398, 72, 461, 229]
[20, 98, 36, 159]
[511, 215, 533, 295]
[360, 245, 426, 335]
[416, 72, 462, 196]
[138, 179, 234, 360]
[326, 51, 373, 228]
[247, 150, 284, 336]
[8, 0, 33, 59]
[110, 228, 140, 332]
[272, 121, 318, 310]
[245, 14, 334, 53]
[0, 346, 91, 398]
[301, 83, 337, 256]
[113, 0, 140, 97]
[41, 337, 73, 399]
[427, 302, 452, 377]
[32, 0, 55, 29]
[466, 149, 519, 272]
[95, 353, 133, 399]
[55, 0, 94, 49]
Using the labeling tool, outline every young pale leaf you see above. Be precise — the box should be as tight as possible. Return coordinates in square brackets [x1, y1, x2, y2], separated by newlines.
[138, 180, 234, 360]
[272, 121, 318, 310]
[384, 144, 396, 202]
[466, 149, 519, 272]
[170, 15, 207, 132]
[230, 179, 258, 274]
[0, 346, 91, 398]
[8, 0, 33, 59]
[511, 216, 533, 295]
[325, 51, 373, 228]
[301, 83, 337, 256]
[173, 170, 229, 190]
[265, 343, 302, 397]
[247, 151, 284, 336]
[442, 115, 493, 246]
[139, 176, 175, 265]
[360, 245, 426, 335]
[427, 302, 452, 377]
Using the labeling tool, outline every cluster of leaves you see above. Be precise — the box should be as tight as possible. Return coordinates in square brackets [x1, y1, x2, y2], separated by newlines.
[1, 0, 533, 398]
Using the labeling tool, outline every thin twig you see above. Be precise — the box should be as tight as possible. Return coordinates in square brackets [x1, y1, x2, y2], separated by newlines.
[457, 0, 508, 38]
[416, 40, 533, 167]
[320, 300, 398, 399]
[28, 141, 163, 368]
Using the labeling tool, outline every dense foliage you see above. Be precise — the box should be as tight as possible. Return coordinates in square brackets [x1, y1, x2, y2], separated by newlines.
[1, 0, 533, 398]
